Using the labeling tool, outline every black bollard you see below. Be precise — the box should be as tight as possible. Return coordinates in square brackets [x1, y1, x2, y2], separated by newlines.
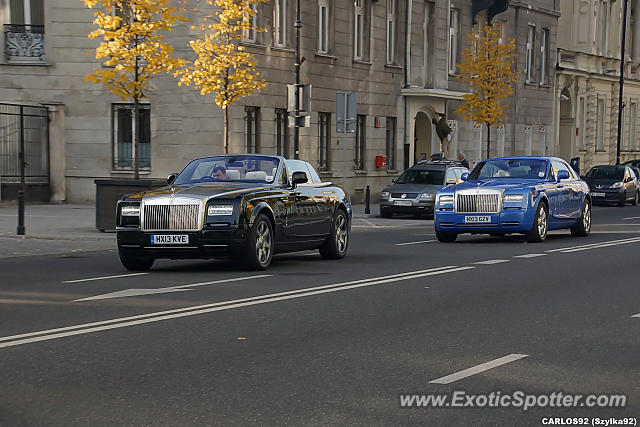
[364, 185, 371, 214]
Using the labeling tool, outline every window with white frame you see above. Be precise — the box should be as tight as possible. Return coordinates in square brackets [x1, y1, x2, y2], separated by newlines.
[597, 98, 605, 152]
[386, 117, 396, 170]
[448, 7, 459, 74]
[274, 0, 286, 46]
[243, 2, 258, 42]
[600, 0, 610, 54]
[112, 104, 151, 170]
[423, 1, 434, 87]
[578, 97, 586, 150]
[354, 0, 364, 60]
[8, 0, 44, 26]
[386, 0, 396, 64]
[275, 108, 289, 157]
[630, 103, 637, 150]
[526, 25, 535, 82]
[540, 28, 549, 85]
[6, 0, 45, 62]
[318, 0, 329, 53]
[354, 115, 366, 170]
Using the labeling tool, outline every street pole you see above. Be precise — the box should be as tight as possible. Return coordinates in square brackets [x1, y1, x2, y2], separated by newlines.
[17, 106, 25, 235]
[293, 0, 301, 159]
[617, 0, 629, 165]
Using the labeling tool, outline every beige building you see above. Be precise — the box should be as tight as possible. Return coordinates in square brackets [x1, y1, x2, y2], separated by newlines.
[556, 0, 640, 174]
[0, 0, 559, 203]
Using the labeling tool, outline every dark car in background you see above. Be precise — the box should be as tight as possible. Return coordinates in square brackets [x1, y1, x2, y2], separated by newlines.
[583, 165, 639, 206]
[379, 160, 469, 218]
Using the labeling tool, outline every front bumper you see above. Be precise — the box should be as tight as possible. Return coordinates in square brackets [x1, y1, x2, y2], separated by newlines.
[589, 189, 624, 204]
[117, 224, 250, 259]
[380, 198, 435, 214]
[435, 208, 535, 233]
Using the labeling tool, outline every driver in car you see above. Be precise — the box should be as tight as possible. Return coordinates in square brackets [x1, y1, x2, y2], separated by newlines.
[212, 166, 228, 180]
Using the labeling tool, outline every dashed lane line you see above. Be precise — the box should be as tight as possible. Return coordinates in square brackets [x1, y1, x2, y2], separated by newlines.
[430, 354, 529, 384]
[473, 259, 510, 265]
[63, 273, 149, 283]
[395, 240, 438, 246]
[513, 253, 547, 259]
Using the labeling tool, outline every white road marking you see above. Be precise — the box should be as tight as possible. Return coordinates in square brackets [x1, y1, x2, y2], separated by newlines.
[632, 313, 640, 318]
[560, 237, 640, 253]
[73, 275, 272, 301]
[0, 266, 474, 349]
[513, 253, 547, 259]
[623, 216, 640, 220]
[63, 273, 149, 283]
[395, 240, 437, 246]
[473, 259, 510, 265]
[545, 237, 640, 253]
[430, 354, 529, 384]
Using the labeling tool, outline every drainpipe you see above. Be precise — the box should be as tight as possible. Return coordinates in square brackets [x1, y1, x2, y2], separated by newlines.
[403, 0, 412, 169]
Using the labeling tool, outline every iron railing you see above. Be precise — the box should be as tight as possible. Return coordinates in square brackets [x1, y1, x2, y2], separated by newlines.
[0, 103, 49, 184]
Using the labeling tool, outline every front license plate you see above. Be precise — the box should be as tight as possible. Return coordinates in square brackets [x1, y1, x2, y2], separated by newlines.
[464, 215, 491, 223]
[590, 192, 605, 197]
[151, 235, 189, 245]
[394, 200, 413, 206]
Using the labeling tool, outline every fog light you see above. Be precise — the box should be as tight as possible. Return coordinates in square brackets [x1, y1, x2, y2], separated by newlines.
[208, 205, 234, 216]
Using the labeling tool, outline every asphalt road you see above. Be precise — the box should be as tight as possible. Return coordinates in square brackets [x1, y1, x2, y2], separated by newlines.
[1, 206, 640, 426]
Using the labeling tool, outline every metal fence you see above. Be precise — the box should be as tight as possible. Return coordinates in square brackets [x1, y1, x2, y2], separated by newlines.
[0, 103, 49, 184]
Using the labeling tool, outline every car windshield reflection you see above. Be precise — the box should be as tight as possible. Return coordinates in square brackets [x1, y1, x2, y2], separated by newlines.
[469, 159, 548, 180]
[395, 169, 445, 185]
[174, 155, 280, 185]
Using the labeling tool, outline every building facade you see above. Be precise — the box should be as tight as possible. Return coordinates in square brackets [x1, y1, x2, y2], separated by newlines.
[0, 0, 559, 203]
[555, 0, 640, 174]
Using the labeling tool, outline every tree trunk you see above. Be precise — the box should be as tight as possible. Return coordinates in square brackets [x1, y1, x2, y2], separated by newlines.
[486, 123, 491, 159]
[223, 107, 229, 154]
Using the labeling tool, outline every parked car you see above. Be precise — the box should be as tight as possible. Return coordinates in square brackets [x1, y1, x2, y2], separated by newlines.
[115, 154, 352, 271]
[583, 164, 639, 206]
[379, 160, 469, 218]
[434, 157, 591, 243]
[623, 159, 640, 168]
[630, 167, 640, 196]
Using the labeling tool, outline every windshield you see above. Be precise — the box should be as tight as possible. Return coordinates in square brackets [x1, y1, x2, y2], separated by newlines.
[586, 166, 625, 180]
[174, 155, 280, 185]
[395, 169, 445, 185]
[469, 159, 549, 180]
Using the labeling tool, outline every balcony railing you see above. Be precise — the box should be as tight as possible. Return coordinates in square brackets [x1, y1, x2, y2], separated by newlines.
[4, 24, 45, 63]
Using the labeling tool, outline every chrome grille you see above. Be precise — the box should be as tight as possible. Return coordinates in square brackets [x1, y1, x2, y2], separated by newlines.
[391, 192, 418, 199]
[143, 204, 201, 231]
[456, 193, 501, 213]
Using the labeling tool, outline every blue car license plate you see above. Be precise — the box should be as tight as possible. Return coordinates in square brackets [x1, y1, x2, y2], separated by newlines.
[151, 235, 189, 245]
[464, 215, 491, 223]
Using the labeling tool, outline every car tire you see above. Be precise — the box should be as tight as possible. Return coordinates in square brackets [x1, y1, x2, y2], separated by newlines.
[435, 227, 457, 242]
[633, 192, 639, 206]
[526, 201, 548, 243]
[618, 192, 626, 207]
[319, 209, 349, 260]
[243, 214, 274, 270]
[118, 247, 154, 271]
[570, 199, 591, 237]
[380, 209, 392, 218]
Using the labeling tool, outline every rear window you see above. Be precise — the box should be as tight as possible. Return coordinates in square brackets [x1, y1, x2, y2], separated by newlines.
[586, 166, 624, 180]
[395, 169, 445, 185]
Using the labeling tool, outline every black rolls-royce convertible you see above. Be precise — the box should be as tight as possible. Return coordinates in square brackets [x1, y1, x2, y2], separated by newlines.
[116, 154, 352, 270]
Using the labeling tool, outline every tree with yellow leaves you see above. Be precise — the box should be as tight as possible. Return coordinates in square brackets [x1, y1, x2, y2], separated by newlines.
[176, 0, 267, 154]
[455, 22, 519, 157]
[83, 0, 185, 178]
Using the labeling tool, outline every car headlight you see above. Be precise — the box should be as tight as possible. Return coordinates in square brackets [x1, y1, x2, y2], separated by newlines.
[610, 181, 623, 189]
[121, 205, 140, 216]
[380, 191, 390, 199]
[504, 194, 524, 203]
[437, 194, 454, 204]
[420, 193, 435, 200]
[208, 205, 234, 216]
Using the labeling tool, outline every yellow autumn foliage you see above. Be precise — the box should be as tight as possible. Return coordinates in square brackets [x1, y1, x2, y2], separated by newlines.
[83, 0, 186, 102]
[455, 23, 519, 128]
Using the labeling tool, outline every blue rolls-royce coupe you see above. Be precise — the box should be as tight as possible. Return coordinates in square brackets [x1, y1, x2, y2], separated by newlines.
[434, 157, 592, 242]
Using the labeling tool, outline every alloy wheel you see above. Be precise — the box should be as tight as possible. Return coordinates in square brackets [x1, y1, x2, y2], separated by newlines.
[538, 206, 547, 238]
[255, 221, 272, 265]
[583, 203, 591, 232]
[335, 214, 348, 254]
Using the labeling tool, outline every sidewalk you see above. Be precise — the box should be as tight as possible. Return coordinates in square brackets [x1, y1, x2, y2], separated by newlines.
[0, 202, 427, 258]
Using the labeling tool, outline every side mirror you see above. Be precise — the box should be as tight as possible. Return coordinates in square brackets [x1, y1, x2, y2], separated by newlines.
[446, 178, 457, 186]
[625, 176, 634, 183]
[392, 178, 397, 183]
[291, 171, 308, 188]
[557, 170, 570, 182]
[167, 173, 178, 185]
[461, 172, 470, 181]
